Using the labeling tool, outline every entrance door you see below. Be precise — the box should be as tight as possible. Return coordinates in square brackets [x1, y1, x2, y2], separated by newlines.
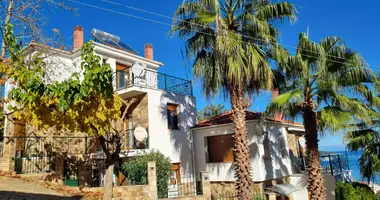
[168, 163, 180, 198]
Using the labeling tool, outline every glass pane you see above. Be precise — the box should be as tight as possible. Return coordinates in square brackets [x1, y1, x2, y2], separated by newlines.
[117, 71, 125, 88]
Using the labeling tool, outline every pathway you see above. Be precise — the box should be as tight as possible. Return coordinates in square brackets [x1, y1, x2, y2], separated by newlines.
[0, 176, 81, 200]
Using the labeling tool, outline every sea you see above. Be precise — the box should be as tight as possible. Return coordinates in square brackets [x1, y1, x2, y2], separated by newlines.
[331, 149, 379, 184]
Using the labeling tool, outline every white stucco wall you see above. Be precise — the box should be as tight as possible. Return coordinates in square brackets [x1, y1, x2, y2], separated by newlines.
[289, 174, 309, 200]
[192, 121, 294, 182]
[146, 89, 197, 177]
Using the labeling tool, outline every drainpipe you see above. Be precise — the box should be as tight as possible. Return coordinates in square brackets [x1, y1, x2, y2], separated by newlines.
[190, 129, 197, 191]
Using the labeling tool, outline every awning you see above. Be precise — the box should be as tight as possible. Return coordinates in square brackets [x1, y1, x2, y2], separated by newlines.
[265, 184, 303, 195]
[287, 127, 305, 132]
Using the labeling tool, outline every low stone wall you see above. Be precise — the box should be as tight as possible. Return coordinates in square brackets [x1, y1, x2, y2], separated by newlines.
[113, 185, 150, 200]
[161, 196, 209, 200]
[210, 182, 264, 196]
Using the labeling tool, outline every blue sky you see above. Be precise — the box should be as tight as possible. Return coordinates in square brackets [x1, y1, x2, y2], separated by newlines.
[36, 0, 380, 150]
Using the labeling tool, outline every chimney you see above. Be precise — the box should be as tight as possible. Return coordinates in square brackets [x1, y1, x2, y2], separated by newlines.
[73, 26, 84, 50]
[144, 44, 153, 60]
[272, 88, 283, 121]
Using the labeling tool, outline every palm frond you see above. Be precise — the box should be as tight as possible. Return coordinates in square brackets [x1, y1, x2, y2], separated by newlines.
[318, 106, 353, 133]
[255, 2, 297, 22]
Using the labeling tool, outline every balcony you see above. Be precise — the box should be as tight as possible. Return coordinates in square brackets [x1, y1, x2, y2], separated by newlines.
[113, 65, 193, 96]
[292, 153, 350, 176]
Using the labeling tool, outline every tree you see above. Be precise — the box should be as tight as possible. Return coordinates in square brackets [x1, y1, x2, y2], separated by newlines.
[197, 104, 226, 121]
[122, 150, 171, 198]
[345, 128, 380, 183]
[2, 23, 129, 200]
[335, 181, 377, 200]
[266, 32, 375, 199]
[171, 0, 296, 198]
[0, 0, 77, 57]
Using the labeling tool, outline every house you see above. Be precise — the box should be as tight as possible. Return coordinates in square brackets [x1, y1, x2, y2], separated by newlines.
[191, 108, 309, 199]
[0, 26, 197, 187]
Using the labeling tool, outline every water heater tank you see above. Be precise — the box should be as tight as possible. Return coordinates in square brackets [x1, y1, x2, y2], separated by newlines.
[91, 28, 120, 43]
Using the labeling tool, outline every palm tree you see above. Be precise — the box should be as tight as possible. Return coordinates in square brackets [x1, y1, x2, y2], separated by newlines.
[171, 0, 296, 198]
[346, 127, 380, 183]
[266, 32, 375, 199]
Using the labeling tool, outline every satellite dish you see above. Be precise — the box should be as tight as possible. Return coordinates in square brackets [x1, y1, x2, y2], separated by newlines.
[134, 126, 147, 142]
[132, 63, 146, 76]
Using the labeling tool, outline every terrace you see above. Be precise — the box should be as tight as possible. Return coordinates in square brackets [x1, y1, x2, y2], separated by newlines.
[113, 65, 193, 96]
[292, 153, 350, 176]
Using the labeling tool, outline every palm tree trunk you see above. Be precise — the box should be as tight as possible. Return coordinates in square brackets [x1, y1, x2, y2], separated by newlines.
[303, 107, 326, 200]
[230, 87, 253, 200]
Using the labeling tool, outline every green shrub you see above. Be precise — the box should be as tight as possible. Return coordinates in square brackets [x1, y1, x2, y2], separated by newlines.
[335, 181, 377, 200]
[121, 150, 171, 198]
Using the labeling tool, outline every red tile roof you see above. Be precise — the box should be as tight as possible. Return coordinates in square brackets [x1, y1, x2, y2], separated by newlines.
[193, 110, 302, 128]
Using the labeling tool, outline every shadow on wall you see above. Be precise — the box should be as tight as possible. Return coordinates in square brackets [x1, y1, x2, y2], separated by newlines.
[204, 121, 261, 180]
[263, 125, 290, 181]
[205, 121, 291, 182]
[159, 92, 196, 177]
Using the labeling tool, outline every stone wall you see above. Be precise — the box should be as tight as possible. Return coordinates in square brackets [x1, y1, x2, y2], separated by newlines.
[287, 133, 299, 157]
[210, 182, 264, 196]
[130, 94, 149, 129]
[112, 185, 150, 200]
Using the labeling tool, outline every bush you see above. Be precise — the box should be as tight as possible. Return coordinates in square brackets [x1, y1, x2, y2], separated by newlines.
[121, 150, 171, 198]
[335, 181, 377, 200]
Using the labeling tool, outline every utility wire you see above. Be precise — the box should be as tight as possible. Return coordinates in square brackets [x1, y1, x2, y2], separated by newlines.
[69, 0, 379, 70]
[99, 0, 380, 68]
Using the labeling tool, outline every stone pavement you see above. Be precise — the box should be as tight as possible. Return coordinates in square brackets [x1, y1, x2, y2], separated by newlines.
[0, 176, 81, 200]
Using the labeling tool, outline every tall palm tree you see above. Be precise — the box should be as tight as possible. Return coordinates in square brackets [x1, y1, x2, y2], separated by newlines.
[266, 32, 375, 199]
[171, 0, 296, 198]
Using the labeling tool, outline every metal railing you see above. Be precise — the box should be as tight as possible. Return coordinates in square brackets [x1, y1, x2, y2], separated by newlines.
[121, 129, 149, 151]
[292, 153, 349, 175]
[320, 153, 349, 175]
[14, 156, 52, 174]
[167, 176, 200, 198]
[114, 66, 193, 96]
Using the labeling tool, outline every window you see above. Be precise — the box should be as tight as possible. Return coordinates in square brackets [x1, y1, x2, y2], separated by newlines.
[207, 134, 234, 163]
[263, 133, 270, 160]
[167, 104, 179, 130]
[116, 63, 129, 89]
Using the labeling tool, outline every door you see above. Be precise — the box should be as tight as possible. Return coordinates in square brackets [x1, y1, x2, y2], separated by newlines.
[116, 63, 130, 89]
[168, 163, 180, 198]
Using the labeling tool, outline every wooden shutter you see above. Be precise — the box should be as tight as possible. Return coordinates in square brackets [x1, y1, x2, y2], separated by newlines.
[170, 163, 181, 184]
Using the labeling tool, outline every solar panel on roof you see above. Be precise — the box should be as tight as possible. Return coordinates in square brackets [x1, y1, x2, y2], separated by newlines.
[91, 28, 138, 54]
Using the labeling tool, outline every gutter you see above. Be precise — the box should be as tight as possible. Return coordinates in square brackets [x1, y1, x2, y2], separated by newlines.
[191, 119, 304, 131]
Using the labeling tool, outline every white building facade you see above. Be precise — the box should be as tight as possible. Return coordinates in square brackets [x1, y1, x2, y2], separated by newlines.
[191, 111, 308, 199]
[1, 26, 197, 182]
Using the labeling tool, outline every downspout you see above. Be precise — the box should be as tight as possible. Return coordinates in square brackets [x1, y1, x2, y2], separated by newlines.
[190, 129, 197, 192]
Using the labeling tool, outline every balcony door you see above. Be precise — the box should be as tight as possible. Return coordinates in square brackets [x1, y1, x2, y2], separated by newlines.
[121, 114, 134, 150]
[116, 63, 130, 89]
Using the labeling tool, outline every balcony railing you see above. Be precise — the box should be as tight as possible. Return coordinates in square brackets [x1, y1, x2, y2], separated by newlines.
[292, 153, 350, 176]
[120, 129, 148, 151]
[113, 66, 193, 96]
